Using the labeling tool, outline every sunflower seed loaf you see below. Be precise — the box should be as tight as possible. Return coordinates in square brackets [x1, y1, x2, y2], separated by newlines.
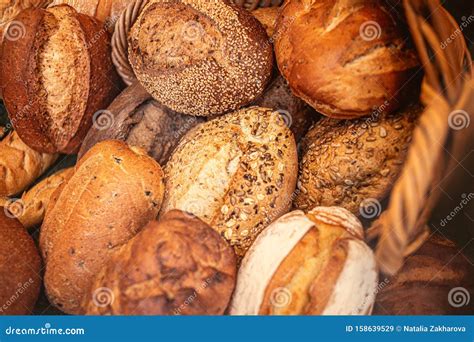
[160, 107, 298, 258]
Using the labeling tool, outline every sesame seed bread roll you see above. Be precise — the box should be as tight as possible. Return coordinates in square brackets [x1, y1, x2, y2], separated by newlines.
[128, 0, 274, 116]
[230, 207, 378, 315]
[160, 107, 298, 258]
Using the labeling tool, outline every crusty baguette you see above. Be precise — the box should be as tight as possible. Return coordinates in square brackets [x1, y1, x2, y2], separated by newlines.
[0, 131, 57, 196]
[0, 167, 74, 229]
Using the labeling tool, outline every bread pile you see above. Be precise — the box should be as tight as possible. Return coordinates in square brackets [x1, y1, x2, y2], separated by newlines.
[0, 0, 471, 317]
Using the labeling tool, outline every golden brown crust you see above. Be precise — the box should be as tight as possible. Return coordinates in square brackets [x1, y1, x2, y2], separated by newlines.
[0, 211, 41, 315]
[252, 6, 280, 37]
[160, 107, 298, 259]
[128, 0, 273, 116]
[40, 140, 165, 314]
[295, 103, 422, 214]
[274, 0, 420, 119]
[0, 131, 57, 196]
[0, 5, 120, 154]
[79, 82, 204, 165]
[373, 234, 474, 315]
[82, 210, 237, 315]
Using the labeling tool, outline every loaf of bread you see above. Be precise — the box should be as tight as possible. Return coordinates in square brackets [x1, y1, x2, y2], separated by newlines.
[40, 140, 165, 314]
[252, 6, 279, 38]
[253, 75, 317, 142]
[48, 0, 129, 28]
[274, 0, 420, 119]
[295, 104, 422, 215]
[128, 0, 274, 116]
[0, 5, 120, 154]
[1, 167, 74, 229]
[230, 207, 378, 315]
[374, 234, 474, 315]
[82, 210, 237, 315]
[160, 107, 298, 258]
[0, 0, 50, 44]
[79, 82, 204, 165]
[0, 131, 57, 196]
[0, 211, 41, 315]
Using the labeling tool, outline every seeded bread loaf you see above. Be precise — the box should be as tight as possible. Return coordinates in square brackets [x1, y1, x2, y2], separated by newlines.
[128, 0, 274, 116]
[0, 211, 41, 315]
[274, 0, 420, 119]
[83, 210, 237, 315]
[0, 5, 120, 154]
[230, 207, 378, 315]
[79, 82, 204, 165]
[295, 104, 421, 215]
[0, 131, 57, 196]
[160, 107, 298, 258]
[40, 140, 165, 314]
[374, 234, 474, 314]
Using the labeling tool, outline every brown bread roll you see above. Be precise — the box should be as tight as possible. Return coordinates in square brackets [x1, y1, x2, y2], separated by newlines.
[40, 140, 165, 314]
[230, 207, 378, 315]
[0, 5, 120, 154]
[160, 107, 298, 258]
[79, 82, 204, 165]
[374, 234, 474, 315]
[295, 104, 421, 215]
[0, 211, 41, 315]
[274, 0, 420, 119]
[252, 6, 279, 37]
[253, 75, 317, 142]
[1, 167, 74, 229]
[0, 131, 57, 196]
[128, 0, 274, 116]
[82, 210, 237, 315]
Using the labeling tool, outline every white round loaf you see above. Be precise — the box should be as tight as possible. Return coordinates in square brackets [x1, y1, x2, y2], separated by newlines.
[230, 207, 378, 315]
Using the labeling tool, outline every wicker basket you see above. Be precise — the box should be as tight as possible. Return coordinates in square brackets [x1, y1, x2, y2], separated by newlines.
[111, 0, 474, 275]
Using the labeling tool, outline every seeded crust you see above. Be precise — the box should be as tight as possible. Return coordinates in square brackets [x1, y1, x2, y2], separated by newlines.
[253, 75, 317, 142]
[41, 140, 165, 314]
[82, 210, 237, 315]
[79, 82, 204, 165]
[0, 211, 41, 314]
[0, 5, 120, 154]
[160, 107, 298, 259]
[294, 103, 422, 215]
[274, 0, 420, 119]
[128, 0, 274, 116]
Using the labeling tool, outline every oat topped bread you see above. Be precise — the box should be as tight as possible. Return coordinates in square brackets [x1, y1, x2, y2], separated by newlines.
[295, 104, 422, 215]
[128, 0, 274, 116]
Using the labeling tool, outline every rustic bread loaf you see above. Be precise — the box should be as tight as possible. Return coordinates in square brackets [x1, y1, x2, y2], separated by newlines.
[0, 211, 41, 315]
[230, 207, 378, 315]
[374, 234, 474, 315]
[82, 210, 237, 315]
[274, 0, 420, 119]
[1, 167, 74, 229]
[79, 82, 204, 165]
[128, 0, 274, 116]
[160, 107, 298, 258]
[40, 140, 165, 314]
[253, 75, 317, 142]
[295, 104, 422, 215]
[0, 5, 120, 154]
[252, 6, 279, 37]
[0, 131, 57, 196]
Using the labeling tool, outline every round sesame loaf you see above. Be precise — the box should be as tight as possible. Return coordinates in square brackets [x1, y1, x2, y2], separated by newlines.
[128, 0, 274, 116]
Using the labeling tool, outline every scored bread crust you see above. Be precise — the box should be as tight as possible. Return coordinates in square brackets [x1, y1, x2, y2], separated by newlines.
[40, 140, 165, 314]
[1, 5, 120, 154]
[274, 0, 420, 119]
[160, 107, 298, 258]
[128, 0, 274, 116]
